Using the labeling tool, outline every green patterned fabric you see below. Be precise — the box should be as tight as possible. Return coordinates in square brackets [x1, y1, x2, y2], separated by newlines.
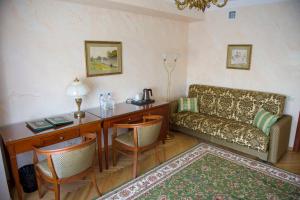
[51, 142, 96, 178]
[36, 159, 52, 177]
[188, 84, 286, 124]
[115, 131, 135, 146]
[171, 112, 269, 151]
[98, 144, 300, 200]
[116, 122, 162, 147]
[137, 122, 162, 147]
[253, 108, 279, 136]
[137, 154, 300, 199]
[178, 97, 199, 113]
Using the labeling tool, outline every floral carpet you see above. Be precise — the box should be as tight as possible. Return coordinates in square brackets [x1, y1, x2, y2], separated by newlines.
[98, 144, 300, 200]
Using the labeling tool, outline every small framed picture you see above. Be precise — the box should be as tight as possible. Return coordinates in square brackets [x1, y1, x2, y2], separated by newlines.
[226, 44, 252, 70]
[85, 41, 122, 77]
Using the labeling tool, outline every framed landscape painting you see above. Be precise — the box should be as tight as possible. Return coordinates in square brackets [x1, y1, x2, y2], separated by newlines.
[226, 44, 252, 70]
[85, 41, 122, 77]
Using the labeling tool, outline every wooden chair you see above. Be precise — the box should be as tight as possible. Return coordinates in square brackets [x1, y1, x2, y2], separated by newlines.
[112, 115, 163, 178]
[33, 133, 101, 200]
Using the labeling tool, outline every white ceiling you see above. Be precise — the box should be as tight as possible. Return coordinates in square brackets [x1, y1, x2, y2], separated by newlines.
[59, 0, 290, 22]
[60, 0, 204, 22]
[205, 0, 290, 11]
[163, 0, 289, 7]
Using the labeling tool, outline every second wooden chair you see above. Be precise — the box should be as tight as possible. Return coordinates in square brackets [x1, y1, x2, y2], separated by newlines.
[112, 115, 163, 178]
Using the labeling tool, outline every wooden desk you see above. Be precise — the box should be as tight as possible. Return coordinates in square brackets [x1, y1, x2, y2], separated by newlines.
[86, 101, 169, 169]
[0, 113, 102, 200]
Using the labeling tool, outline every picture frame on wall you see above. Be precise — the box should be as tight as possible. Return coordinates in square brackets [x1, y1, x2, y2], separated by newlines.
[85, 41, 122, 77]
[226, 44, 252, 70]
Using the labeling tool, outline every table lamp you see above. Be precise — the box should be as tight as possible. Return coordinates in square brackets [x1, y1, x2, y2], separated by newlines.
[66, 78, 89, 118]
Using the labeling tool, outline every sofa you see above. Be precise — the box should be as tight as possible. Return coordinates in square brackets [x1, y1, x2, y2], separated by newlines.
[170, 84, 292, 163]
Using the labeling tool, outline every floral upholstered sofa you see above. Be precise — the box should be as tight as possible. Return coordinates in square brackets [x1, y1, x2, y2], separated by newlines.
[170, 84, 292, 163]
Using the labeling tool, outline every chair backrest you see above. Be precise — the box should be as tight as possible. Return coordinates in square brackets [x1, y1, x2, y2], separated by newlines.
[50, 134, 96, 179]
[137, 116, 162, 147]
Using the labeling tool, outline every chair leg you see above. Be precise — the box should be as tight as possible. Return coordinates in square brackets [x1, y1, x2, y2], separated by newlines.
[36, 171, 44, 198]
[54, 182, 60, 200]
[155, 145, 161, 164]
[132, 151, 139, 179]
[92, 172, 101, 196]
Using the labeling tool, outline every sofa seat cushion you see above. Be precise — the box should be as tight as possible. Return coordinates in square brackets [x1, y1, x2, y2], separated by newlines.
[171, 112, 269, 152]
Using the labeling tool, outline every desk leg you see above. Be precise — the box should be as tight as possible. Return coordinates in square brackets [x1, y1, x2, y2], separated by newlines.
[96, 125, 103, 172]
[103, 123, 109, 169]
[8, 147, 23, 200]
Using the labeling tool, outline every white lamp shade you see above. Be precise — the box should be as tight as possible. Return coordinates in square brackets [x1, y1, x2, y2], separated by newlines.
[66, 78, 89, 97]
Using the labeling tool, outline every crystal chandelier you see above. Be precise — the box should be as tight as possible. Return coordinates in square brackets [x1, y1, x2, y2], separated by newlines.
[175, 0, 228, 12]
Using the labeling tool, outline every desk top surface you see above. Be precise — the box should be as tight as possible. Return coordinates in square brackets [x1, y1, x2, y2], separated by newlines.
[85, 101, 169, 120]
[0, 112, 101, 144]
[0, 101, 169, 144]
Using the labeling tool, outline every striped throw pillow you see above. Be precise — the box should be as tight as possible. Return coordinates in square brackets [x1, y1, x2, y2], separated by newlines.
[253, 108, 279, 136]
[178, 97, 199, 113]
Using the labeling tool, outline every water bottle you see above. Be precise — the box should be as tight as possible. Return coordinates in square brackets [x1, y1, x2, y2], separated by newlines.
[99, 94, 105, 109]
[99, 94, 103, 108]
[107, 93, 114, 110]
[103, 93, 108, 110]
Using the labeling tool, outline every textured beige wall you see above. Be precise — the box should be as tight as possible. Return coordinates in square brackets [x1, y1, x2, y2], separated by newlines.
[187, 0, 300, 147]
[0, 0, 188, 126]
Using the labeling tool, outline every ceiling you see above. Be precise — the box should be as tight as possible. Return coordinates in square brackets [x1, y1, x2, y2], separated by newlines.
[59, 0, 289, 22]
[60, 0, 204, 22]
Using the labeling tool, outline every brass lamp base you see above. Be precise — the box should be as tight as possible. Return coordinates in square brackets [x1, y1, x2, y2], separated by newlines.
[165, 131, 175, 140]
[74, 111, 85, 118]
[74, 98, 85, 118]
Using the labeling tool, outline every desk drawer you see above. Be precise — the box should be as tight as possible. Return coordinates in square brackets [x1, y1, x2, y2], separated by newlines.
[41, 129, 80, 146]
[145, 105, 168, 116]
[80, 122, 100, 134]
[14, 139, 42, 154]
[110, 113, 143, 126]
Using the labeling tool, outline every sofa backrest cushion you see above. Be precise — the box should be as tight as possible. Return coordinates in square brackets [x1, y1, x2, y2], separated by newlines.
[188, 84, 286, 124]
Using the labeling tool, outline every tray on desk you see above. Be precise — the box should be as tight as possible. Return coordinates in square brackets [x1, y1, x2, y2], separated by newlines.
[131, 99, 155, 106]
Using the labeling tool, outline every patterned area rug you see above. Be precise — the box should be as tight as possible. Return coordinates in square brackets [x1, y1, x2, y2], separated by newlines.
[98, 144, 300, 200]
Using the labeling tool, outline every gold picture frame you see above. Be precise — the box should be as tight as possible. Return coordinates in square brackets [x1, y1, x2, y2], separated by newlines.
[226, 44, 252, 70]
[85, 41, 122, 77]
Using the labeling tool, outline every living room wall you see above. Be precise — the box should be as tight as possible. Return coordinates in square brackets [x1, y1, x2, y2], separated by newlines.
[0, 0, 188, 126]
[187, 0, 300, 147]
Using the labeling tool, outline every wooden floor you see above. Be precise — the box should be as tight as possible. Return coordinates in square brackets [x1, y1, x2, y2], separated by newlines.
[17, 132, 300, 200]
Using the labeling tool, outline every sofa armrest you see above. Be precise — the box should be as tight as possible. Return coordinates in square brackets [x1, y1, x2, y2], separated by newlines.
[268, 115, 292, 163]
[169, 100, 178, 116]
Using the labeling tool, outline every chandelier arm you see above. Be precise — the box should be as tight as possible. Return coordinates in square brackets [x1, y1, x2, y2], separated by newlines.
[175, 0, 228, 11]
[175, 0, 189, 10]
[212, 0, 228, 7]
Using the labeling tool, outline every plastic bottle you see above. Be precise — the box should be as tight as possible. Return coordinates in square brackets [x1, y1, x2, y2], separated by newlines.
[103, 93, 108, 110]
[110, 96, 115, 109]
[99, 94, 104, 109]
[107, 93, 113, 109]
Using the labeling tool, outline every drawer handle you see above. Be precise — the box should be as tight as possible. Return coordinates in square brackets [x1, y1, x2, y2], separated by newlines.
[128, 118, 131, 121]
[59, 136, 64, 140]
